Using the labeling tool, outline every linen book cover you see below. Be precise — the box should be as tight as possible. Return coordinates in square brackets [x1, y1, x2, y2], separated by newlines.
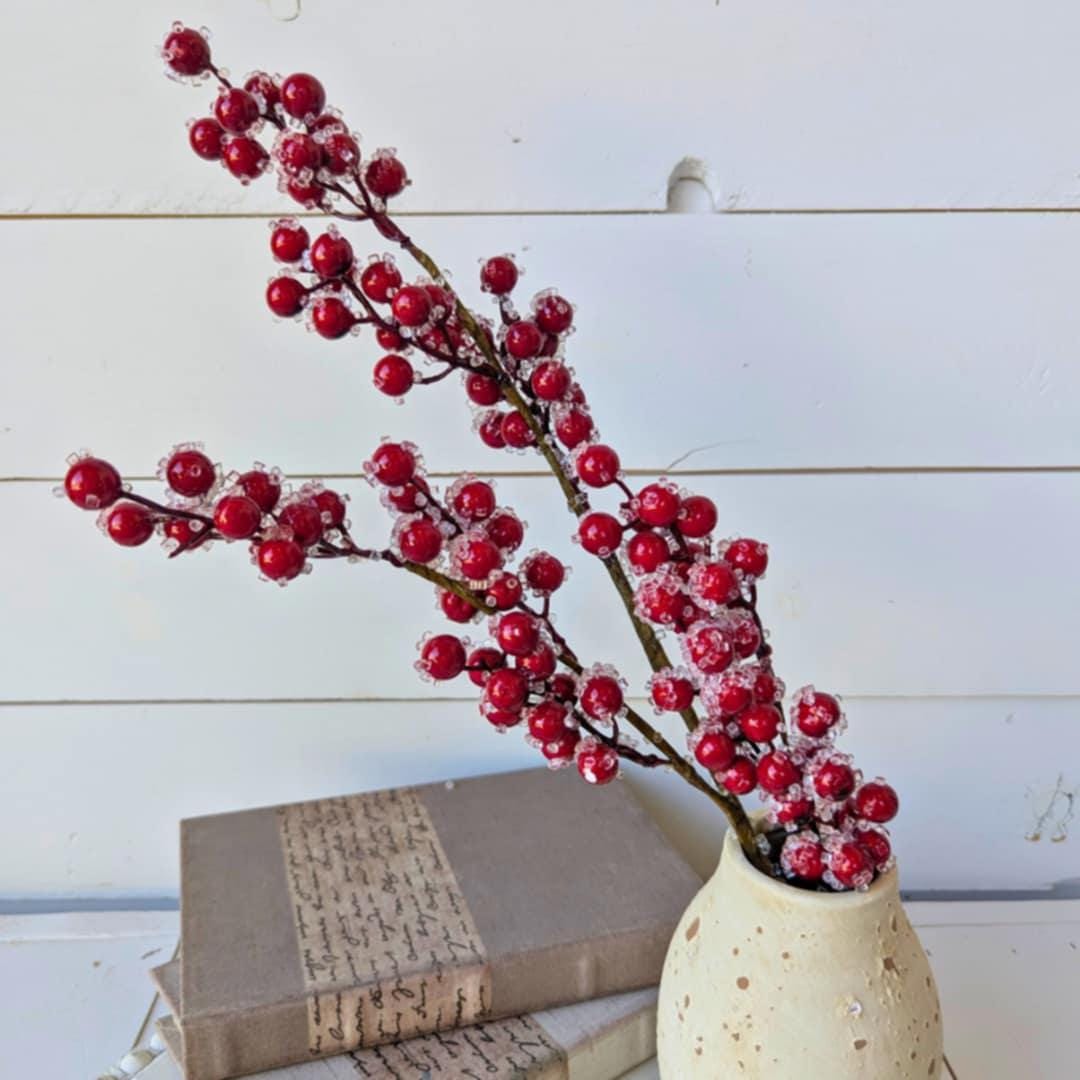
[154, 958, 659, 1079]
[176, 767, 699, 1080]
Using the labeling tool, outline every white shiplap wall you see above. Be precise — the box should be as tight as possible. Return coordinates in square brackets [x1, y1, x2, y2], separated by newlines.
[1, 2, 1077, 897]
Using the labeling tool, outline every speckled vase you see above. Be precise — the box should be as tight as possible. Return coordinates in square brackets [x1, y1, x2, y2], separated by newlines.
[657, 824, 944, 1078]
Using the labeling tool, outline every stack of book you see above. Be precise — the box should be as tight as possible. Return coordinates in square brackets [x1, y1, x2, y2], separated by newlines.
[153, 766, 700, 1079]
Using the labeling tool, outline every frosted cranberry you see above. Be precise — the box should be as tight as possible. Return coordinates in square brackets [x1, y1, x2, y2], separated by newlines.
[854, 827, 892, 868]
[793, 691, 841, 739]
[279, 501, 323, 547]
[257, 538, 306, 581]
[485, 571, 522, 610]
[530, 361, 571, 401]
[398, 518, 442, 563]
[321, 131, 360, 174]
[213, 494, 262, 539]
[484, 667, 529, 711]
[286, 178, 323, 207]
[576, 444, 620, 488]
[481, 255, 518, 295]
[359, 259, 402, 302]
[626, 530, 668, 573]
[577, 742, 619, 785]
[636, 483, 680, 527]
[266, 276, 305, 317]
[65, 457, 121, 510]
[223, 137, 268, 180]
[376, 328, 405, 351]
[231, 472, 279, 515]
[496, 611, 539, 656]
[752, 668, 780, 704]
[579, 512, 623, 557]
[854, 782, 899, 824]
[549, 673, 577, 701]
[165, 449, 215, 497]
[163, 26, 211, 76]
[311, 296, 354, 338]
[214, 88, 259, 134]
[419, 634, 466, 680]
[370, 443, 417, 486]
[685, 623, 734, 675]
[677, 495, 718, 538]
[280, 73, 326, 120]
[373, 354, 414, 396]
[695, 729, 736, 771]
[505, 320, 542, 360]
[692, 561, 739, 605]
[541, 728, 580, 763]
[730, 615, 762, 659]
[485, 510, 524, 551]
[635, 578, 688, 625]
[466, 372, 502, 406]
[277, 132, 322, 176]
[739, 704, 781, 743]
[830, 842, 873, 889]
[391, 285, 431, 327]
[774, 797, 814, 825]
[439, 589, 476, 623]
[243, 72, 279, 110]
[533, 293, 573, 334]
[105, 503, 154, 547]
[782, 835, 825, 881]
[523, 552, 565, 594]
[313, 489, 346, 528]
[554, 407, 593, 449]
[517, 644, 556, 680]
[814, 760, 856, 801]
[310, 232, 353, 278]
[477, 410, 508, 448]
[485, 706, 522, 730]
[189, 117, 224, 160]
[466, 646, 503, 687]
[424, 284, 453, 315]
[757, 750, 801, 794]
[725, 538, 768, 578]
[721, 757, 757, 795]
[650, 672, 695, 712]
[580, 675, 623, 720]
[501, 411, 536, 449]
[527, 701, 568, 741]
[454, 535, 502, 579]
[384, 483, 423, 513]
[711, 672, 752, 715]
[270, 221, 309, 263]
[365, 154, 408, 198]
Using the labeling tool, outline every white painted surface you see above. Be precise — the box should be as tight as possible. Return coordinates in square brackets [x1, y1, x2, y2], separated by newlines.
[9, 3, 1080, 213]
[5, 904, 1075, 1080]
[2, 4, 1078, 899]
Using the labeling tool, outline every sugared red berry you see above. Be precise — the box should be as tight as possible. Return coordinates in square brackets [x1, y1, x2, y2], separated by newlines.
[276, 132, 322, 176]
[721, 756, 757, 795]
[365, 154, 408, 198]
[223, 136, 268, 180]
[285, 178, 323, 207]
[626, 530, 669, 573]
[708, 671, 752, 716]
[419, 634, 466, 680]
[695, 729, 736, 771]
[756, 750, 801, 794]
[781, 833, 825, 881]
[677, 495, 718, 538]
[729, 613, 762, 659]
[213, 494, 262, 539]
[373, 353, 414, 396]
[530, 360, 571, 401]
[541, 728, 580, 764]
[577, 741, 619, 785]
[279, 501, 324, 547]
[280, 73, 326, 120]
[266, 276, 306, 317]
[554, 407, 594, 449]
[635, 483, 680, 527]
[214, 88, 259, 134]
[398, 518, 442, 563]
[496, 611, 539, 656]
[359, 259, 402, 302]
[854, 826, 892, 868]
[481, 255, 518, 295]
[549, 673, 577, 701]
[484, 667, 529, 711]
[814, 759, 857, 801]
[578, 512, 623, 557]
[466, 372, 502, 406]
[527, 701, 568, 742]
[505, 320, 542, 360]
[439, 588, 477, 623]
[635, 576, 689, 625]
[105, 503, 155, 547]
[650, 672, 695, 712]
[774, 796, 814, 825]
[690, 560, 739, 605]
[793, 690, 842, 739]
[725, 537, 769, 578]
[500, 411, 536, 449]
[376, 327, 405, 350]
[237, 470, 281, 513]
[450, 480, 496, 523]
[321, 131, 360, 174]
[453, 535, 502, 580]
[314, 489, 346, 528]
[534, 294, 573, 334]
[310, 232, 353, 278]
[466, 645, 503, 687]
[516, 644, 556, 680]
[738, 703, 781, 743]
[189, 117, 224, 160]
[477, 411, 508, 448]
[522, 551, 565, 594]
[485, 510, 524, 551]
[853, 781, 899, 824]
[829, 842, 873, 889]
[163, 26, 211, 76]
[65, 457, 121, 510]
[391, 285, 431, 327]
[311, 296, 354, 338]
[575, 444, 620, 488]
[270, 221, 309, 262]
[370, 443, 416, 485]
[580, 674, 623, 720]
[684, 623, 734, 675]
[166, 449, 215, 498]
[257, 538, 306, 581]
[244, 72, 279, 110]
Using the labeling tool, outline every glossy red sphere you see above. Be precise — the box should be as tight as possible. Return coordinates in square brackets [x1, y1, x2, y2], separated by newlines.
[311, 296, 354, 338]
[266, 276, 306, 317]
[523, 551, 565, 594]
[243, 73, 279, 110]
[466, 645, 504, 687]
[373, 354, 414, 396]
[485, 571, 523, 610]
[237, 470, 281, 513]
[484, 667, 529, 711]
[724, 537, 769, 578]
[527, 701, 568, 742]
[398, 518, 442, 563]
[505, 320, 542, 360]
[854, 826, 892, 867]
[650, 672, 695, 712]
[813, 759, 857, 801]
[452, 480, 496, 522]
[165, 449, 215, 498]
[626, 530, 669, 573]
[685, 623, 734, 675]
[496, 611, 540, 656]
[223, 136, 268, 180]
[529, 360, 570, 402]
[516, 643, 556, 680]
[829, 842, 872, 889]
[364, 154, 408, 198]
[721, 756, 757, 795]
[677, 495, 718, 538]
[480, 255, 518, 295]
[783, 835, 825, 881]
[420, 634, 466, 680]
[65, 457, 121, 510]
[280, 73, 326, 120]
[188, 117, 224, 160]
[578, 512, 623, 557]
[694, 729, 736, 771]
[756, 750, 801, 794]
[554, 407, 593, 449]
[257, 538, 306, 581]
[286, 178, 323, 207]
[853, 781, 899, 823]
[321, 131, 360, 175]
[579, 675, 623, 720]
[391, 285, 431, 327]
[106, 502, 155, 547]
[466, 372, 502, 406]
[310, 232, 353, 278]
[279, 500, 324, 547]
[691, 560, 739, 605]
[793, 690, 842, 739]
[477, 410, 508, 448]
[370, 443, 416, 485]
[635, 483, 680, 527]
[214, 88, 259, 134]
[454, 535, 502, 580]
[213, 494, 262, 539]
[577, 743, 619, 785]
[270, 221, 309, 262]
[163, 27, 211, 76]
[534, 294, 573, 334]
[313, 489, 346, 528]
[710, 672, 752, 716]
[540, 728, 580, 763]
[500, 411, 536, 449]
[276, 132, 322, 176]
[359, 259, 402, 302]
[485, 510, 524, 551]
[774, 796, 814, 825]
[439, 589, 476, 623]
[575, 444, 620, 488]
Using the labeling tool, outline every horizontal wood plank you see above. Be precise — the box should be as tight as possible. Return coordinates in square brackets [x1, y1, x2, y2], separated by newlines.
[5, 213, 1080, 477]
[0, 699, 1074, 895]
[8, 3, 1080, 213]
[6, 471, 1079, 700]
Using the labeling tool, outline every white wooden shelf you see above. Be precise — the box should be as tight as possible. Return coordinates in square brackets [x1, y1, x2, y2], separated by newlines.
[2, 902, 1075, 1079]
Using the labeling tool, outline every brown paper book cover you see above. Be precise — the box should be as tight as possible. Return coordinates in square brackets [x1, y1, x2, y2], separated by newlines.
[154, 957, 659, 1079]
[176, 766, 698, 1080]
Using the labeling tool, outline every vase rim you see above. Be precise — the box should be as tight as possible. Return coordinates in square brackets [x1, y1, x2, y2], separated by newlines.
[720, 820, 898, 909]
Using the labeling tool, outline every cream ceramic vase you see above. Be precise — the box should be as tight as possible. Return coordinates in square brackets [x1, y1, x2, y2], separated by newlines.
[657, 825, 944, 1078]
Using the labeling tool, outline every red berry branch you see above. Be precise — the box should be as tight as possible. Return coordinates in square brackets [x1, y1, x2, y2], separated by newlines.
[61, 23, 901, 891]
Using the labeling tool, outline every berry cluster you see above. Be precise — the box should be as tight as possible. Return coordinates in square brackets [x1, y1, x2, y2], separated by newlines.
[63, 24, 903, 891]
